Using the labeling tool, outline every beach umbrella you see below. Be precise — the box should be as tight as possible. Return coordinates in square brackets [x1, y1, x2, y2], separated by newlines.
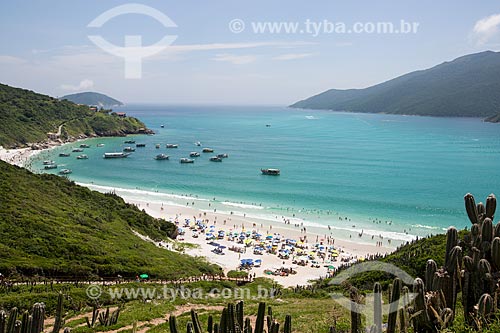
[139, 274, 149, 279]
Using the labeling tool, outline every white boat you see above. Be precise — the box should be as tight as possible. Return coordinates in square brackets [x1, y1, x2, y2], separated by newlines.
[189, 152, 200, 157]
[44, 164, 57, 170]
[155, 144, 161, 149]
[123, 147, 135, 152]
[210, 156, 222, 162]
[103, 152, 130, 159]
[72, 148, 84, 152]
[155, 154, 170, 160]
[80, 144, 90, 148]
[96, 143, 105, 147]
[180, 158, 194, 163]
[166, 144, 178, 148]
[195, 141, 201, 146]
[217, 153, 229, 158]
[261, 168, 280, 175]
[76, 154, 88, 160]
[59, 153, 70, 157]
[59, 169, 72, 175]
[43, 160, 55, 165]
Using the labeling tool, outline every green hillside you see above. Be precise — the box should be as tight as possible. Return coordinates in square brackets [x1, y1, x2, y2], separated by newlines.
[60, 91, 124, 107]
[291, 51, 500, 119]
[0, 84, 147, 148]
[0, 160, 219, 279]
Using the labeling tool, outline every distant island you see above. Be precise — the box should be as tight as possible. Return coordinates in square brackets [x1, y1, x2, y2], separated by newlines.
[291, 51, 500, 122]
[60, 91, 124, 108]
[0, 83, 150, 148]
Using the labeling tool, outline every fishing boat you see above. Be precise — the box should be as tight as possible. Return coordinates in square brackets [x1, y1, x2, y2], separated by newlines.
[166, 144, 178, 148]
[217, 153, 229, 158]
[58, 153, 70, 157]
[160, 125, 165, 128]
[72, 148, 84, 152]
[210, 156, 222, 162]
[43, 160, 55, 165]
[202, 148, 214, 153]
[261, 168, 280, 175]
[154, 154, 169, 160]
[180, 158, 194, 163]
[96, 143, 105, 147]
[76, 154, 88, 160]
[189, 152, 200, 157]
[124, 140, 136, 144]
[103, 152, 130, 159]
[136, 143, 146, 147]
[123, 147, 135, 152]
[195, 141, 201, 146]
[44, 164, 57, 169]
[155, 144, 160, 149]
[59, 169, 72, 175]
[80, 144, 90, 148]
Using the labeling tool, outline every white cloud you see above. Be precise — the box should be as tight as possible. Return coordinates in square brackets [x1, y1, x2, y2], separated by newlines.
[0, 55, 27, 65]
[473, 14, 500, 45]
[273, 53, 314, 61]
[212, 53, 257, 65]
[60, 79, 94, 92]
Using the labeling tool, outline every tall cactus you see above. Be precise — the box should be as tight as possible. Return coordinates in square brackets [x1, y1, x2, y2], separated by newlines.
[52, 293, 64, 333]
[387, 278, 401, 333]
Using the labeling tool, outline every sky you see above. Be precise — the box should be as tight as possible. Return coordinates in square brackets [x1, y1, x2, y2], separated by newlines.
[1, 0, 500, 105]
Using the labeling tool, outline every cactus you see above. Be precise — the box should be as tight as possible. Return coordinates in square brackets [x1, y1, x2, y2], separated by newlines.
[425, 260, 437, 292]
[387, 278, 401, 333]
[52, 293, 65, 333]
[372, 283, 382, 333]
[350, 287, 361, 333]
[465, 193, 480, 225]
[486, 194, 496, 219]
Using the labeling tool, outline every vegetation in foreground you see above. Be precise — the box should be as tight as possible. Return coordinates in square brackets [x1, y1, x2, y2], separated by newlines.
[0, 83, 147, 148]
[0, 160, 219, 279]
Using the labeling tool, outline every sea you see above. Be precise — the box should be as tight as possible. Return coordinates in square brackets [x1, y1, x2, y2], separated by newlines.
[28, 105, 500, 246]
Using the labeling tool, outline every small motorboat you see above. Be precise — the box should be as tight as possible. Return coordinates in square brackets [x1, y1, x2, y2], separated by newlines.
[189, 152, 200, 157]
[43, 160, 55, 165]
[72, 148, 84, 152]
[59, 169, 72, 175]
[103, 152, 130, 159]
[261, 168, 280, 175]
[166, 144, 178, 148]
[76, 154, 88, 160]
[80, 144, 90, 148]
[123, 147, 135, 152]
[58, 153, 70, 157]
[154, 154, 170, 160]
[160, 125, 165, 128]
[202, 148, 214, 153]
[44, 164, 57, 170]
[217, 153, 228, 158]
[124, 140, 136, 144]
[180, 158, 194, 163]
[155, 144, 160, 149]
[195, 141, 201, 146]
[96, 143, 105, 147]
[136, 143, 146, 147]
[210, 156, 222, 162]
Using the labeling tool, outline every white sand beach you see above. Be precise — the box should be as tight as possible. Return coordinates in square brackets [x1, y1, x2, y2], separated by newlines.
[121, 198, 393, 287]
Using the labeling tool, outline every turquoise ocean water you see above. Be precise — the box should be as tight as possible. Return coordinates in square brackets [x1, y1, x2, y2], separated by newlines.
[30, 105, 500, 245]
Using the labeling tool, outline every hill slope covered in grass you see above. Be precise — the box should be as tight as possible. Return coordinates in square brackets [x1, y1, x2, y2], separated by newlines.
[60, 92, 124, 107]
[0, 84, 147, 148]
[291, 51, 500, 119]
[0, 160, 219, 279]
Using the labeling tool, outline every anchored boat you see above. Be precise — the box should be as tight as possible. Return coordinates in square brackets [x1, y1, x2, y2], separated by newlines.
[190, 152, 200, 157]
[261, 168, 280, 175]
[103, 152, 130, 159]
[154, 154, 170, 160]
[202, 148, 214, 153]
[166, 144, 179, 148]
[180, 158, 194, 163]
